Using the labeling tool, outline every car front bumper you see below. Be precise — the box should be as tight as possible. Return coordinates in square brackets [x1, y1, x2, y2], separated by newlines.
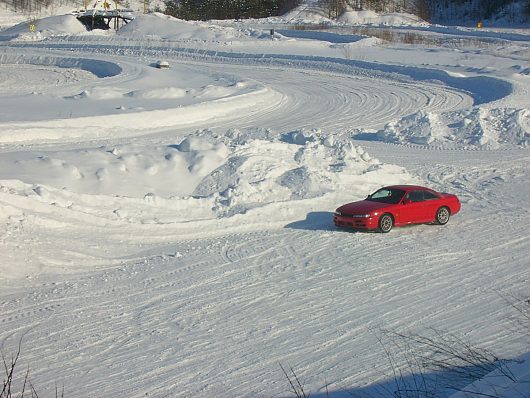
[333, 214, 378, 230]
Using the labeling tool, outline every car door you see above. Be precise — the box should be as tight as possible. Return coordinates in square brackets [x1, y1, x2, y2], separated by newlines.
[400, 190, 428, 224]
[422, 189, 443, 221]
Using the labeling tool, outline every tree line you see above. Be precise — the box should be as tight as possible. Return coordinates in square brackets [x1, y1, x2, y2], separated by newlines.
[324, 0, 530, 22]
[2, 0, 529, 22]
[427, 0, 530, 22]
[162, 0, 432, 21]
[164, 0, 301, 20]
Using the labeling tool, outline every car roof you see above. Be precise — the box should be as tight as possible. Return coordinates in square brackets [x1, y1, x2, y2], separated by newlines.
[383, 185, 434, 191]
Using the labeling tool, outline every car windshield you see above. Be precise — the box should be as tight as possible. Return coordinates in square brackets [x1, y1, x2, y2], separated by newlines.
[367, 188, 405, 204]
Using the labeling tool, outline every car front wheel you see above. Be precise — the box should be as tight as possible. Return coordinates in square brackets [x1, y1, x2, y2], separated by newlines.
[435, 206, 450, 225]
[378, 214, 393, 233]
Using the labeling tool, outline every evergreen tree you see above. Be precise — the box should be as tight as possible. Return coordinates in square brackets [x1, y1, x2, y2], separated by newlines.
[163, 0, 300, 20]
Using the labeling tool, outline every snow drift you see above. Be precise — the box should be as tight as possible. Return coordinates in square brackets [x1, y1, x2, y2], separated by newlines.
[0, 14, 87, 41]
[117, 12, 252, 41]
[376, 107, 530, 148]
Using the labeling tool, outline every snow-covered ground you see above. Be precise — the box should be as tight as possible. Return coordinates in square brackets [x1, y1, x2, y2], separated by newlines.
[0, 9, 529, 398]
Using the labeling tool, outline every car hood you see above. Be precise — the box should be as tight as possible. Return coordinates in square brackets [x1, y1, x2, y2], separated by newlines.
[337, 200, 391, 214]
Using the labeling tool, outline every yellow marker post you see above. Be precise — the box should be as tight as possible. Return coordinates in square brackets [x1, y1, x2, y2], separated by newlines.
[29, 23, 36, 32]
[477, 21, 483, 28]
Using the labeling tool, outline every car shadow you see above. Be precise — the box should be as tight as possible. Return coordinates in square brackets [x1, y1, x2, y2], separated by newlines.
[285, 211, 387, 234]
[285, 211, 373, 234]
[284, 211, 337, 232]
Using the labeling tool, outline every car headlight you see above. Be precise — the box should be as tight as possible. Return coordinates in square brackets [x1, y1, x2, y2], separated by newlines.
[353, 214, 371, 218]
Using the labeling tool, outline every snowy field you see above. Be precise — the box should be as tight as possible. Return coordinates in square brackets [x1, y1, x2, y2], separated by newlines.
[0, 10, 529, 398]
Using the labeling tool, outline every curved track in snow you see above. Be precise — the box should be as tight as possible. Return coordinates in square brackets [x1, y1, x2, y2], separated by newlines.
[0, 43, 476, 145]
[0, 35, 528, 398]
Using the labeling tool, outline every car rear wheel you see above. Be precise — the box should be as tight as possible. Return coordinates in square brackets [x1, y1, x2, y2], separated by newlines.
[378, 214, 393, 233]
[435, 206, 450, 225]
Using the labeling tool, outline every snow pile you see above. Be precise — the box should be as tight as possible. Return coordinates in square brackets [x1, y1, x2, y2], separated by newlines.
[208, 128, 411, 217]
[117, 13, 251, 41]
[0, 14, 87, 41]
[376, 107, 530, 148]
[71, 82, 249, 101]
[337, 10, 427, 26]
[0, 138, 229, 198]
[0, 129, 411, 225]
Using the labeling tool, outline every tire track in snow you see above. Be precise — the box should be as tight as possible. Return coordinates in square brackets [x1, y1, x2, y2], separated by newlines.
[0, 203, 528, 397]
[0, 38, 527, 397]
[0, 44, 473, 146]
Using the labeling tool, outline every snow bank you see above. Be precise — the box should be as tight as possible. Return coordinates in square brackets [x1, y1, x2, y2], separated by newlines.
[71, 83, 248, 101]
[0, 53, 122, 78]
[0, 129, 412, 225]
[0, 14, 86, 41]
[376, 107, 530, 149]
[117, 13, 250, 41]
[337, 10, 427, 26]
[0, 84, 278, 143]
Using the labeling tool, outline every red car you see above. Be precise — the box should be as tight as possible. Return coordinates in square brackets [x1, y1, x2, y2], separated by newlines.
[333, 185, 461, 233]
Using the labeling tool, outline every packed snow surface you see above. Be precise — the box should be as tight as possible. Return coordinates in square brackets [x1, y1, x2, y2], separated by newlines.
[0, 9, 529, 398]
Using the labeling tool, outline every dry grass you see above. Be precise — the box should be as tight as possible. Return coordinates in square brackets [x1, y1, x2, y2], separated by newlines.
[1, 342, 64, 398]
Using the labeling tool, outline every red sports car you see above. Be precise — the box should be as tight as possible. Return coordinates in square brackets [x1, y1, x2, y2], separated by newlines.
[333, 185, 461, 233]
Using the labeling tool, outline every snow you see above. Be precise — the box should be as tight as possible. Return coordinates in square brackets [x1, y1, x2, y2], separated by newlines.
[375, 108, 530, 148]
[449, 352, 530, 398]
[116, 13, 253, 41]
[337, 10, 427, 26]
[0, 4, 529, 398]
[0, 14, 87, 41]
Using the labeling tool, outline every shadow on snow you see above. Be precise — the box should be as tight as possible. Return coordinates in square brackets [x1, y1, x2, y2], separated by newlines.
[285, 211, 375, 234]
[280, 359, 522, 398]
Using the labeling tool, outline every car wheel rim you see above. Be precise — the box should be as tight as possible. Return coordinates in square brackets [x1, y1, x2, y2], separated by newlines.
[438, 208, 449, 223]
[381, 216, 392, 231]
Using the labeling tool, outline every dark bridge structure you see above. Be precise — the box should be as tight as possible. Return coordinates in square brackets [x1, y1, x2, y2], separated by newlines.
[74, 9, 134, 31]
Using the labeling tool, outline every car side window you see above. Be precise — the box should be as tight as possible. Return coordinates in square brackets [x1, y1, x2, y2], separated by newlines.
[409, 190, 424, 202]
[423, 190, 438, 200]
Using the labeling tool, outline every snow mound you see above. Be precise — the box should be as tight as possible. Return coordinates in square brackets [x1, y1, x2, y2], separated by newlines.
[376, 108, 530, 149]
[0, 14, 87, 41]
[127, 86, 189, 99]
[70, 80, 249, 101]
[337, 10, 427, 26]
[0, 140, 229, 198]
[117, 13, 249, 41]
[0, 129, 412, 224]
[72, 86, 127, 100]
